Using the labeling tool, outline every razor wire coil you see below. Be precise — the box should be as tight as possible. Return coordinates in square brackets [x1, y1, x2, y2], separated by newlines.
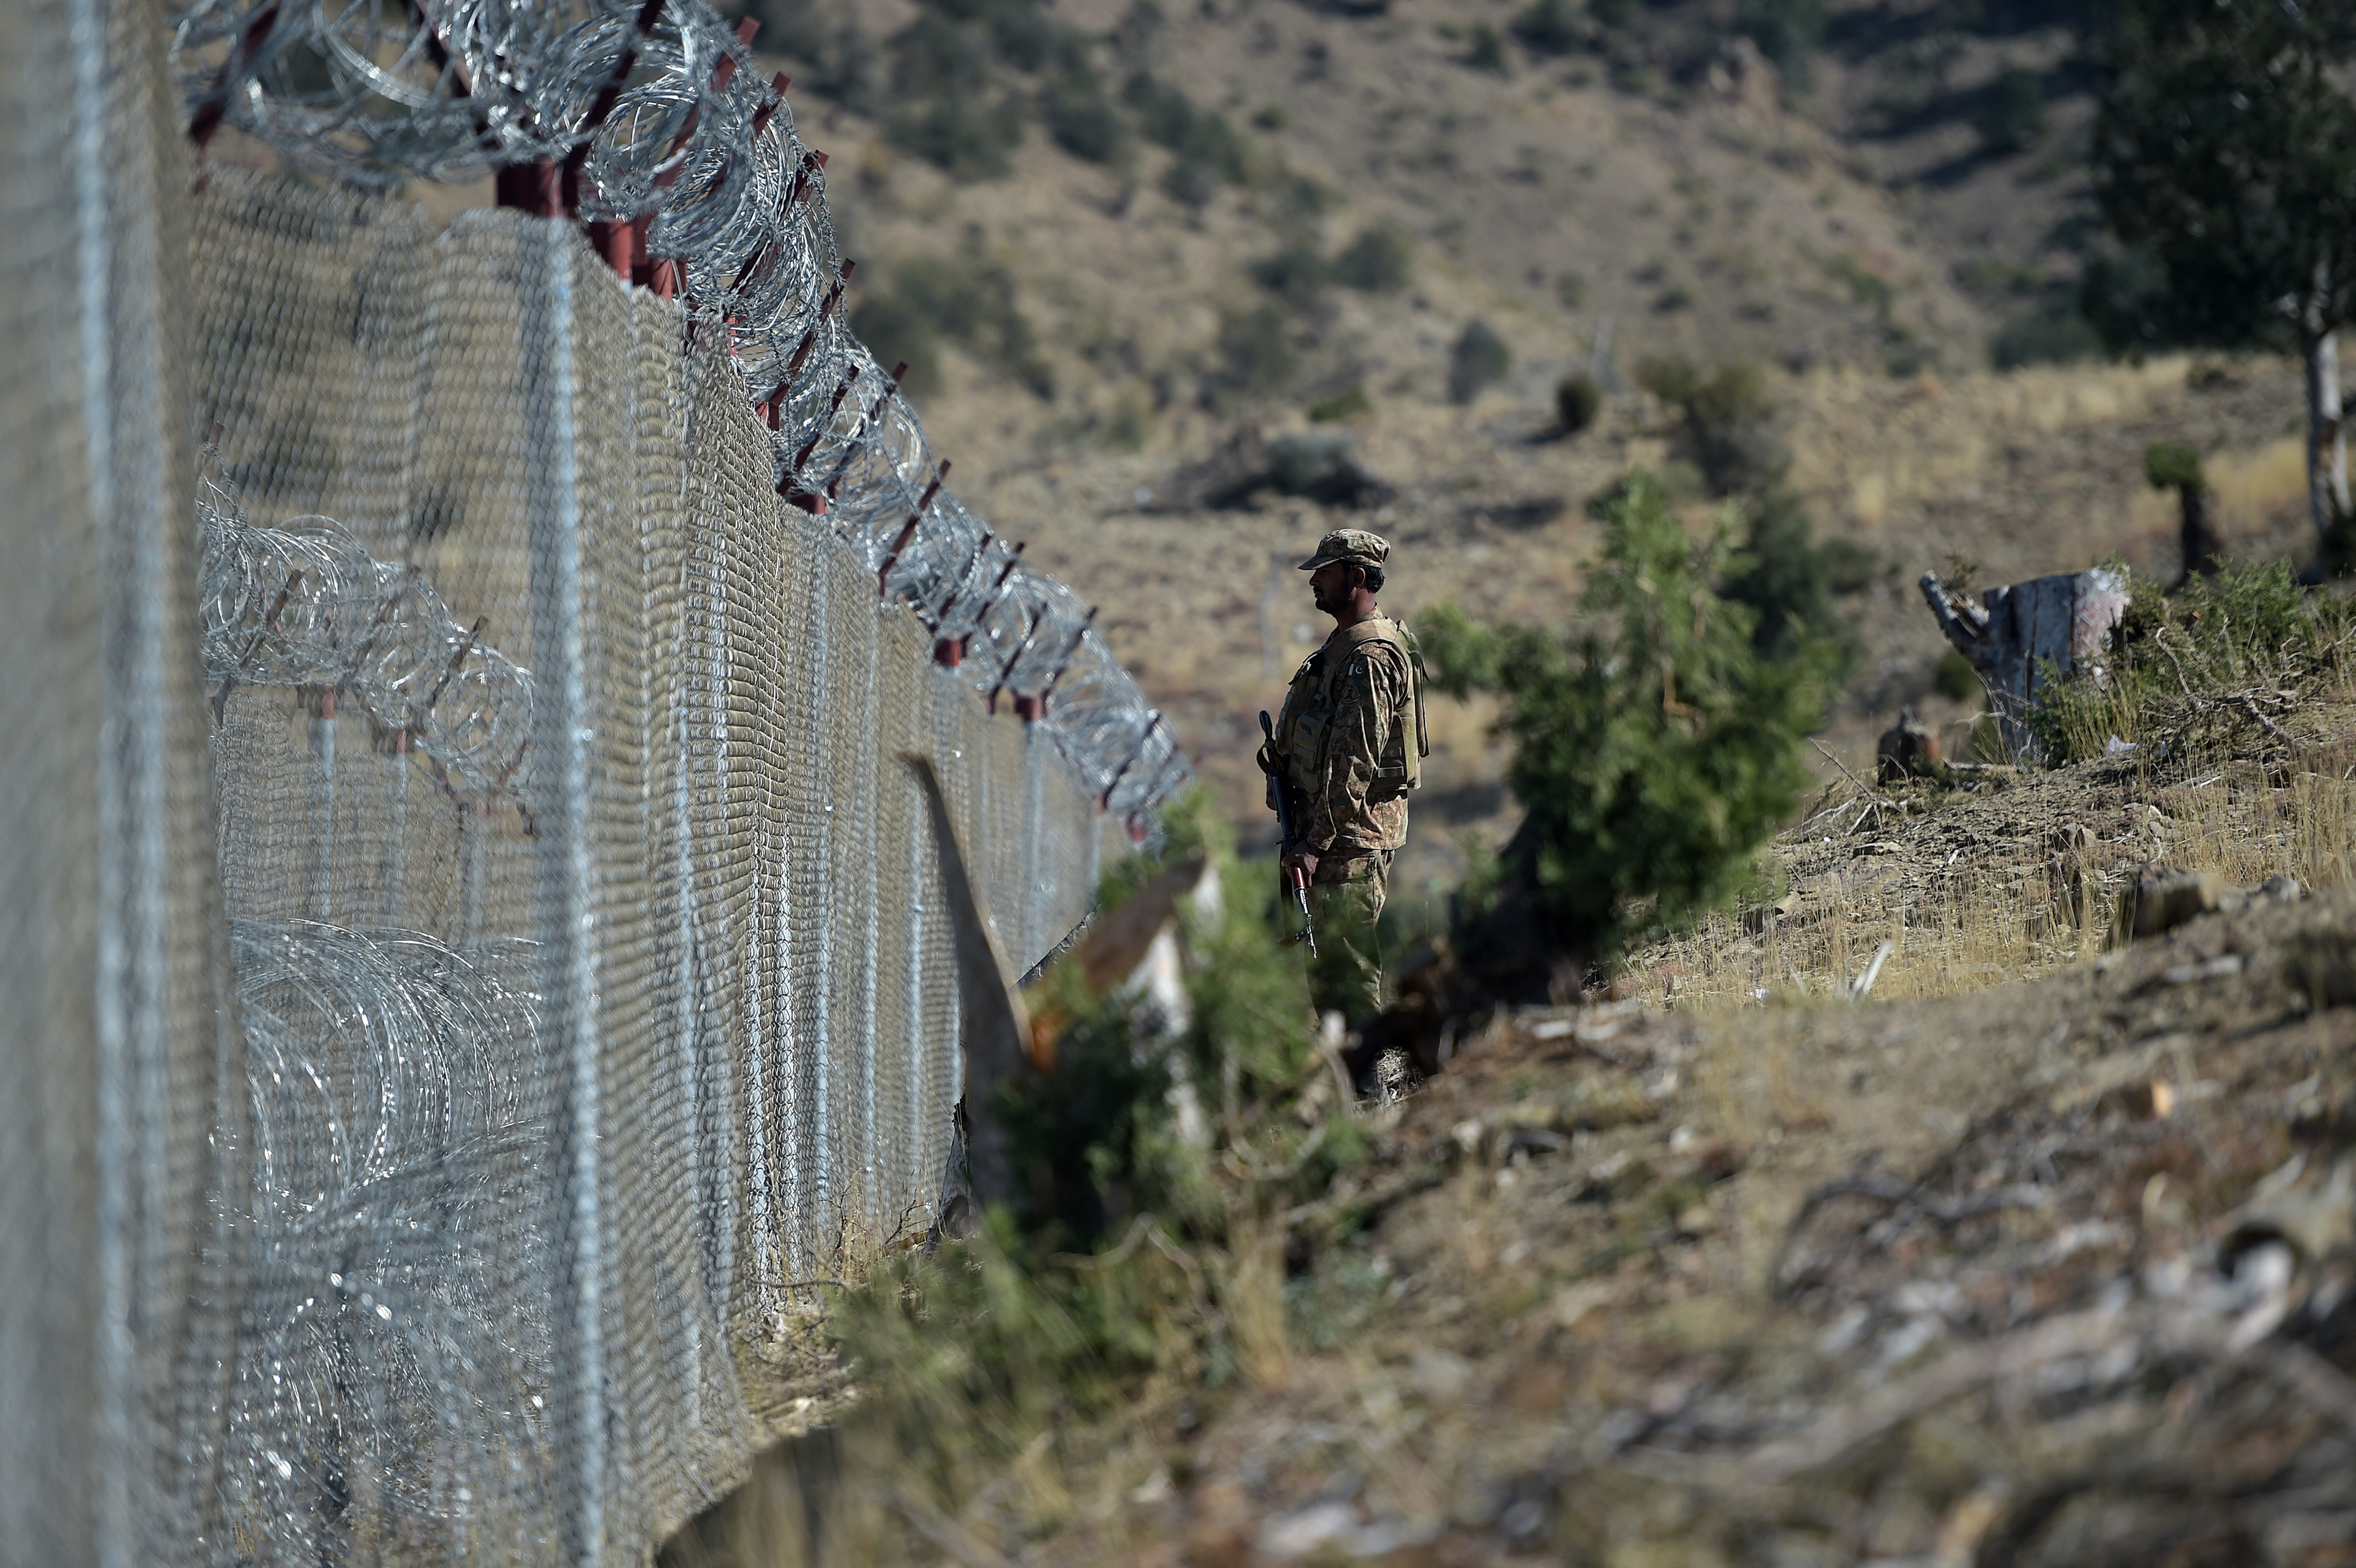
[172, 0, 1187, 834]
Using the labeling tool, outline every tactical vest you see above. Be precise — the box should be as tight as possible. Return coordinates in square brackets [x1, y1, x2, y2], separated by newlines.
[1266, 616, 1428, 804]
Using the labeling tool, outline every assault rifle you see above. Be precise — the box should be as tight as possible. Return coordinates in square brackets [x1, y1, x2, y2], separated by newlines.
[1258, 710, 1316, 956]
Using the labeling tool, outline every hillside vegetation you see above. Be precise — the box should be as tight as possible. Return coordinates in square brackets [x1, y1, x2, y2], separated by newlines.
[635, 7, 2356, 1565]
[746, 0, 2110, 464]
[711, 1, 2320, 902]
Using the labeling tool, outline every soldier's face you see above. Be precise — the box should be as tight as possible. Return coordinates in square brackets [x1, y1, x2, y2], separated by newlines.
[1309, 563, 1352, 613]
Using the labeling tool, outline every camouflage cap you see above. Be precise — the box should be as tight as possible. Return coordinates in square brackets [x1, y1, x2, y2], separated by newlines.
[1296, 528, 1391, 573]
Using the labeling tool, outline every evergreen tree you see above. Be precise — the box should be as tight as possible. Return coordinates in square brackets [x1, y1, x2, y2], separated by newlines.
[1417, 473, 1835, 954]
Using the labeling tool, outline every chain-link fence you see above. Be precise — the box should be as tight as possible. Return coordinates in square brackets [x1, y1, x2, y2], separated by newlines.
[2, 0, 1185, 1562]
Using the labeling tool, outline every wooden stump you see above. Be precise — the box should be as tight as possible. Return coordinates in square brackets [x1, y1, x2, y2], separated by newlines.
[1918, 569, 2128, 761]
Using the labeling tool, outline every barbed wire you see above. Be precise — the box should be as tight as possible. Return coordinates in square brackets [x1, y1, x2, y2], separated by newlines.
[222, 917, 553, 1557]
[197, 446, 536, 804]
[171, 0, 1189, 833]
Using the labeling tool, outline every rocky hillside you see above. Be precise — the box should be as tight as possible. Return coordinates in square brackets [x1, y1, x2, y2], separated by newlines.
[755, 0, 2108, 466]
[665, 726, 2356, 1567]
[734, 0, 2320, 896]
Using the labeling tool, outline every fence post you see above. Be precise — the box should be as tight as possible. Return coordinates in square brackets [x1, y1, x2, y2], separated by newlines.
[520, 218, 609, 1568]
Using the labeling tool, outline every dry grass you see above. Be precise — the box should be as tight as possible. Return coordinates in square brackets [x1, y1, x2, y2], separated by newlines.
[2211, 434, 2312, 534]
[1640, 719, 2356, 1015]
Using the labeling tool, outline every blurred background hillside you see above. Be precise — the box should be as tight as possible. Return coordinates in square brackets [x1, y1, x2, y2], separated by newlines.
[702, 0, 2319, 894]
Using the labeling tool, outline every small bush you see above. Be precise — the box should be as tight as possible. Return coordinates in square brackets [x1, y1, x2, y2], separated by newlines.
[887, 11, 1029, 177]
[1556, 270, 1589, 310]
[2145, 439, 2205, 493]
[1041, 64, 1132, 165]
[1248, 242, 1333, 305]
[1308, 384, 1373, 423]
[1266, 431, 1358, 495]
[2027, 560, 2355, 764]
[1216, 304, 1298, 394]
[1513, 0, 1585, 55]
[1462, 22, 1508, 73]
[1820, 537, 1879, 596]
[1448, 319, 1513, 403]
[1123, 69, 1194, 145]
[893, 245, 1055, 398]
[1636, 355, 1788, 495]
[1417, 471, 1837, 952]
[1740, 0, 1826, 86]
[1991, 301, 2103, 369]
[1124, 71, 1253, 196]
[847, 295, 944, 396]
[792, 12, 881, 112]
[1934, 647, 1982, 702]
[1977, 67, 2048, 157]
[1555, 371, 1603, 434]
[1719, 487, 1865, 678]
[889, 88, 1028, 179]
[1333, 227, 1412, 292]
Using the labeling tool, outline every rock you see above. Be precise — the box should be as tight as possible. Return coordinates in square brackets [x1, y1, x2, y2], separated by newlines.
[2115, 867, 2223, 940]
[1409, 1347, 1474, 1402]
[2223, 1155, 2355, 1269]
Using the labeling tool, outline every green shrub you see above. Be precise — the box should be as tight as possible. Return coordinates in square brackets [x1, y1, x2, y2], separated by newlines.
[1934, 647, 1982, 702]
[1041, 63, 1132, 166]
[1991, 301, 2102, 369]
[1333, 227, 1412, 292]
[889, 88, 1029, 180]
[996, 1008, 1174, 1248]
[1719, 488, 1865, 678]
[2027, 559, 2355, 763]
[1739, 0, 1826, 86]
[2144, 438, 2204, 493]
[1308, 384, 1373, 422]
[887, 11, 1029, 177]
[1635, 355, 1789, 495]
[1215, 304, 1298, 394]
[847, 295, 944, 396]
[812, 786, 1346, 1550]
[1448, 319, 1513, 403]
[1513, 0, 1585, 56]
[1556, 270, 1589, 310]
[1554, 370, 1603, 434]
[889, 244, 1055, 398]
[1123, 69, 1194, 145]
[1820, 537, 1879, 596]
[1417, 470, 1837, 952]
[1462, 22, 1508, 73]
[1977, 67, 2048, 156]
[1248, 242, 1333, 305]
[788, 11, 880, 112]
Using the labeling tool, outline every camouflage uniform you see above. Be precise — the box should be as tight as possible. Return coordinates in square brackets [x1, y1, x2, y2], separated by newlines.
[1261, 530, 1422, 1029]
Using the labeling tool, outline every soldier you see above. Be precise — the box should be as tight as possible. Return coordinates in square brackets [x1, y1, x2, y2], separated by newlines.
[1259, 528, 1427, 1049]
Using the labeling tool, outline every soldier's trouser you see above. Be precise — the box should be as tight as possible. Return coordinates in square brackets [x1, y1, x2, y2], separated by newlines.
[1307, 851, 1389, 1028]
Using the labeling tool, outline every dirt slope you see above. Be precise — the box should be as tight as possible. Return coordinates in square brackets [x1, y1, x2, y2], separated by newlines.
[983, 888, 2356, 1565]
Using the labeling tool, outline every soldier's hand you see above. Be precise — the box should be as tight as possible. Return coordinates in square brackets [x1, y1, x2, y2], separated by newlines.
[1282, 846, 1319, 885]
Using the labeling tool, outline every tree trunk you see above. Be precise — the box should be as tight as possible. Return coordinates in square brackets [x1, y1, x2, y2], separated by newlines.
[2303, 326, 2349, 540]
[2178, 484, 2221, 584]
